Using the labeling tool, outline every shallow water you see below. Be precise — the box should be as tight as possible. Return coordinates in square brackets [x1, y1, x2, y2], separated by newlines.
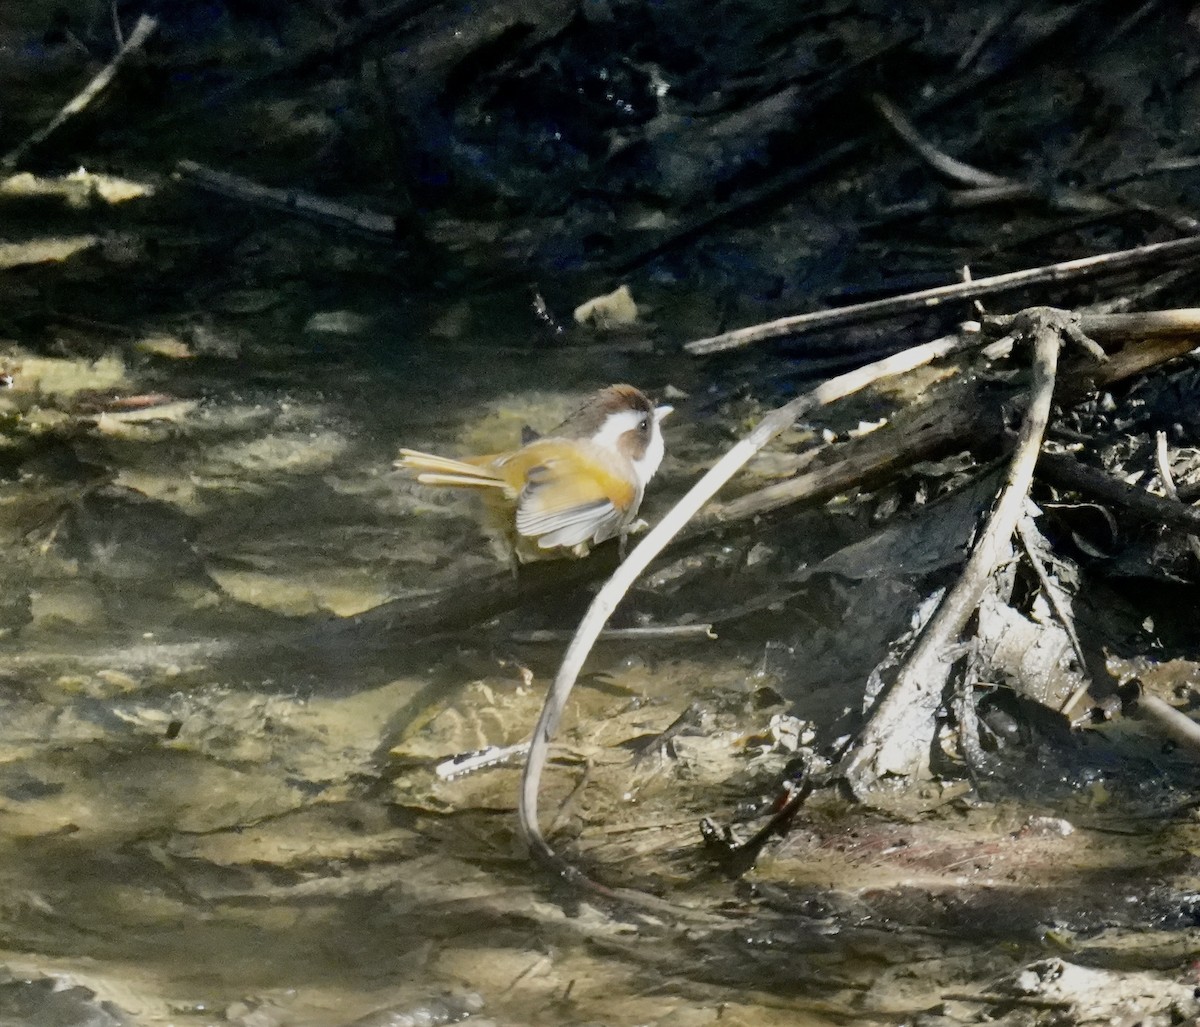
[0, 225, 774, 1025]
[4, 190, 1200, 1027]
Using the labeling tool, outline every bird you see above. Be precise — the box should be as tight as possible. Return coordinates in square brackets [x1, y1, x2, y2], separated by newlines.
[396, 384, 672, 561]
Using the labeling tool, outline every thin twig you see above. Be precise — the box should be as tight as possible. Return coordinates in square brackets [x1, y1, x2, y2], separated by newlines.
[1, 15, 158, 170]
[1110, 195, 1200, 234]
[1101, 0, 1164, 50]
[1015, 514, 1088, 674]
[686, 237, 1200, 354]
[871, 183, 1113, 223]
[174, 160, 399, 237]
[547, 758, 595, 835]
[840, 309, 1064, 790]
[511, 624, 716, 643]
[701, 764, 815, 878]
[518, 330, 984, 883]
[954, 8, 1013, 71]
[1083, 268, 1200, 314]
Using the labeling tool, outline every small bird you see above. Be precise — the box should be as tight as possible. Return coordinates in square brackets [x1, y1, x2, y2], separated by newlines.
[397, 384, 672, 560]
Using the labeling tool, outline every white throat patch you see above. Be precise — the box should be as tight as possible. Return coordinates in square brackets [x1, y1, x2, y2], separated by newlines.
[633, 421, 665, 487]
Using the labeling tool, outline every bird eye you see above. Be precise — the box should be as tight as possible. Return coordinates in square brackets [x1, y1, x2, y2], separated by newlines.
[639, 418, 649, 431]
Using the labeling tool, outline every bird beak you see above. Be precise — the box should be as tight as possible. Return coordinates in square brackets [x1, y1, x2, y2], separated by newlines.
[654, 404, 673, 422]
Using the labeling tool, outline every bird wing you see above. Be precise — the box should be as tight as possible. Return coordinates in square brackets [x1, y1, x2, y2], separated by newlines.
[506, 440, 638, 549]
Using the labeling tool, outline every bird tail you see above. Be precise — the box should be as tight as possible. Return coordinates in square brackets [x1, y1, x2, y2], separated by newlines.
[395, 449, 508, 490]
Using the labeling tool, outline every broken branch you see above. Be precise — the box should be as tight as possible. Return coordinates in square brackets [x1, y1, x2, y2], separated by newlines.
[1132, 693, 1200, 758]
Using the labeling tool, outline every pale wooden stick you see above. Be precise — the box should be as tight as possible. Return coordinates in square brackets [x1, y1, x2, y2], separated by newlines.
[686, 237, 1200, 354]
[518, 328, 983, 871]
[1155, 430, 1180, 501]
[1, 15, 158, 170]
[1134, 694, 1200, 757]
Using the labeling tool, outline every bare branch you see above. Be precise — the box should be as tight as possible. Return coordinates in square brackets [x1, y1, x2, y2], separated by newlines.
[686, 239, 1200, 355]
[1016, 514, 1087, 674]
[1154, 430, 1200, 562]
[1155, 430, 1180, 501]
[1, 15, 158, 170]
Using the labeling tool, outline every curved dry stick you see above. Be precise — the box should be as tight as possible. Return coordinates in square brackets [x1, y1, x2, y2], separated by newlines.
[871, 93, 1010, 188]
[1, 15, 158, 170]
[870, 94, 1180, 226]
[839, 310, 1064, 791]
[518, 329, 983, 873]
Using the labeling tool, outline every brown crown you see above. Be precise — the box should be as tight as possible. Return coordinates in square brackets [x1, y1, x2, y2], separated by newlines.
[552, 384, 655, 439]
